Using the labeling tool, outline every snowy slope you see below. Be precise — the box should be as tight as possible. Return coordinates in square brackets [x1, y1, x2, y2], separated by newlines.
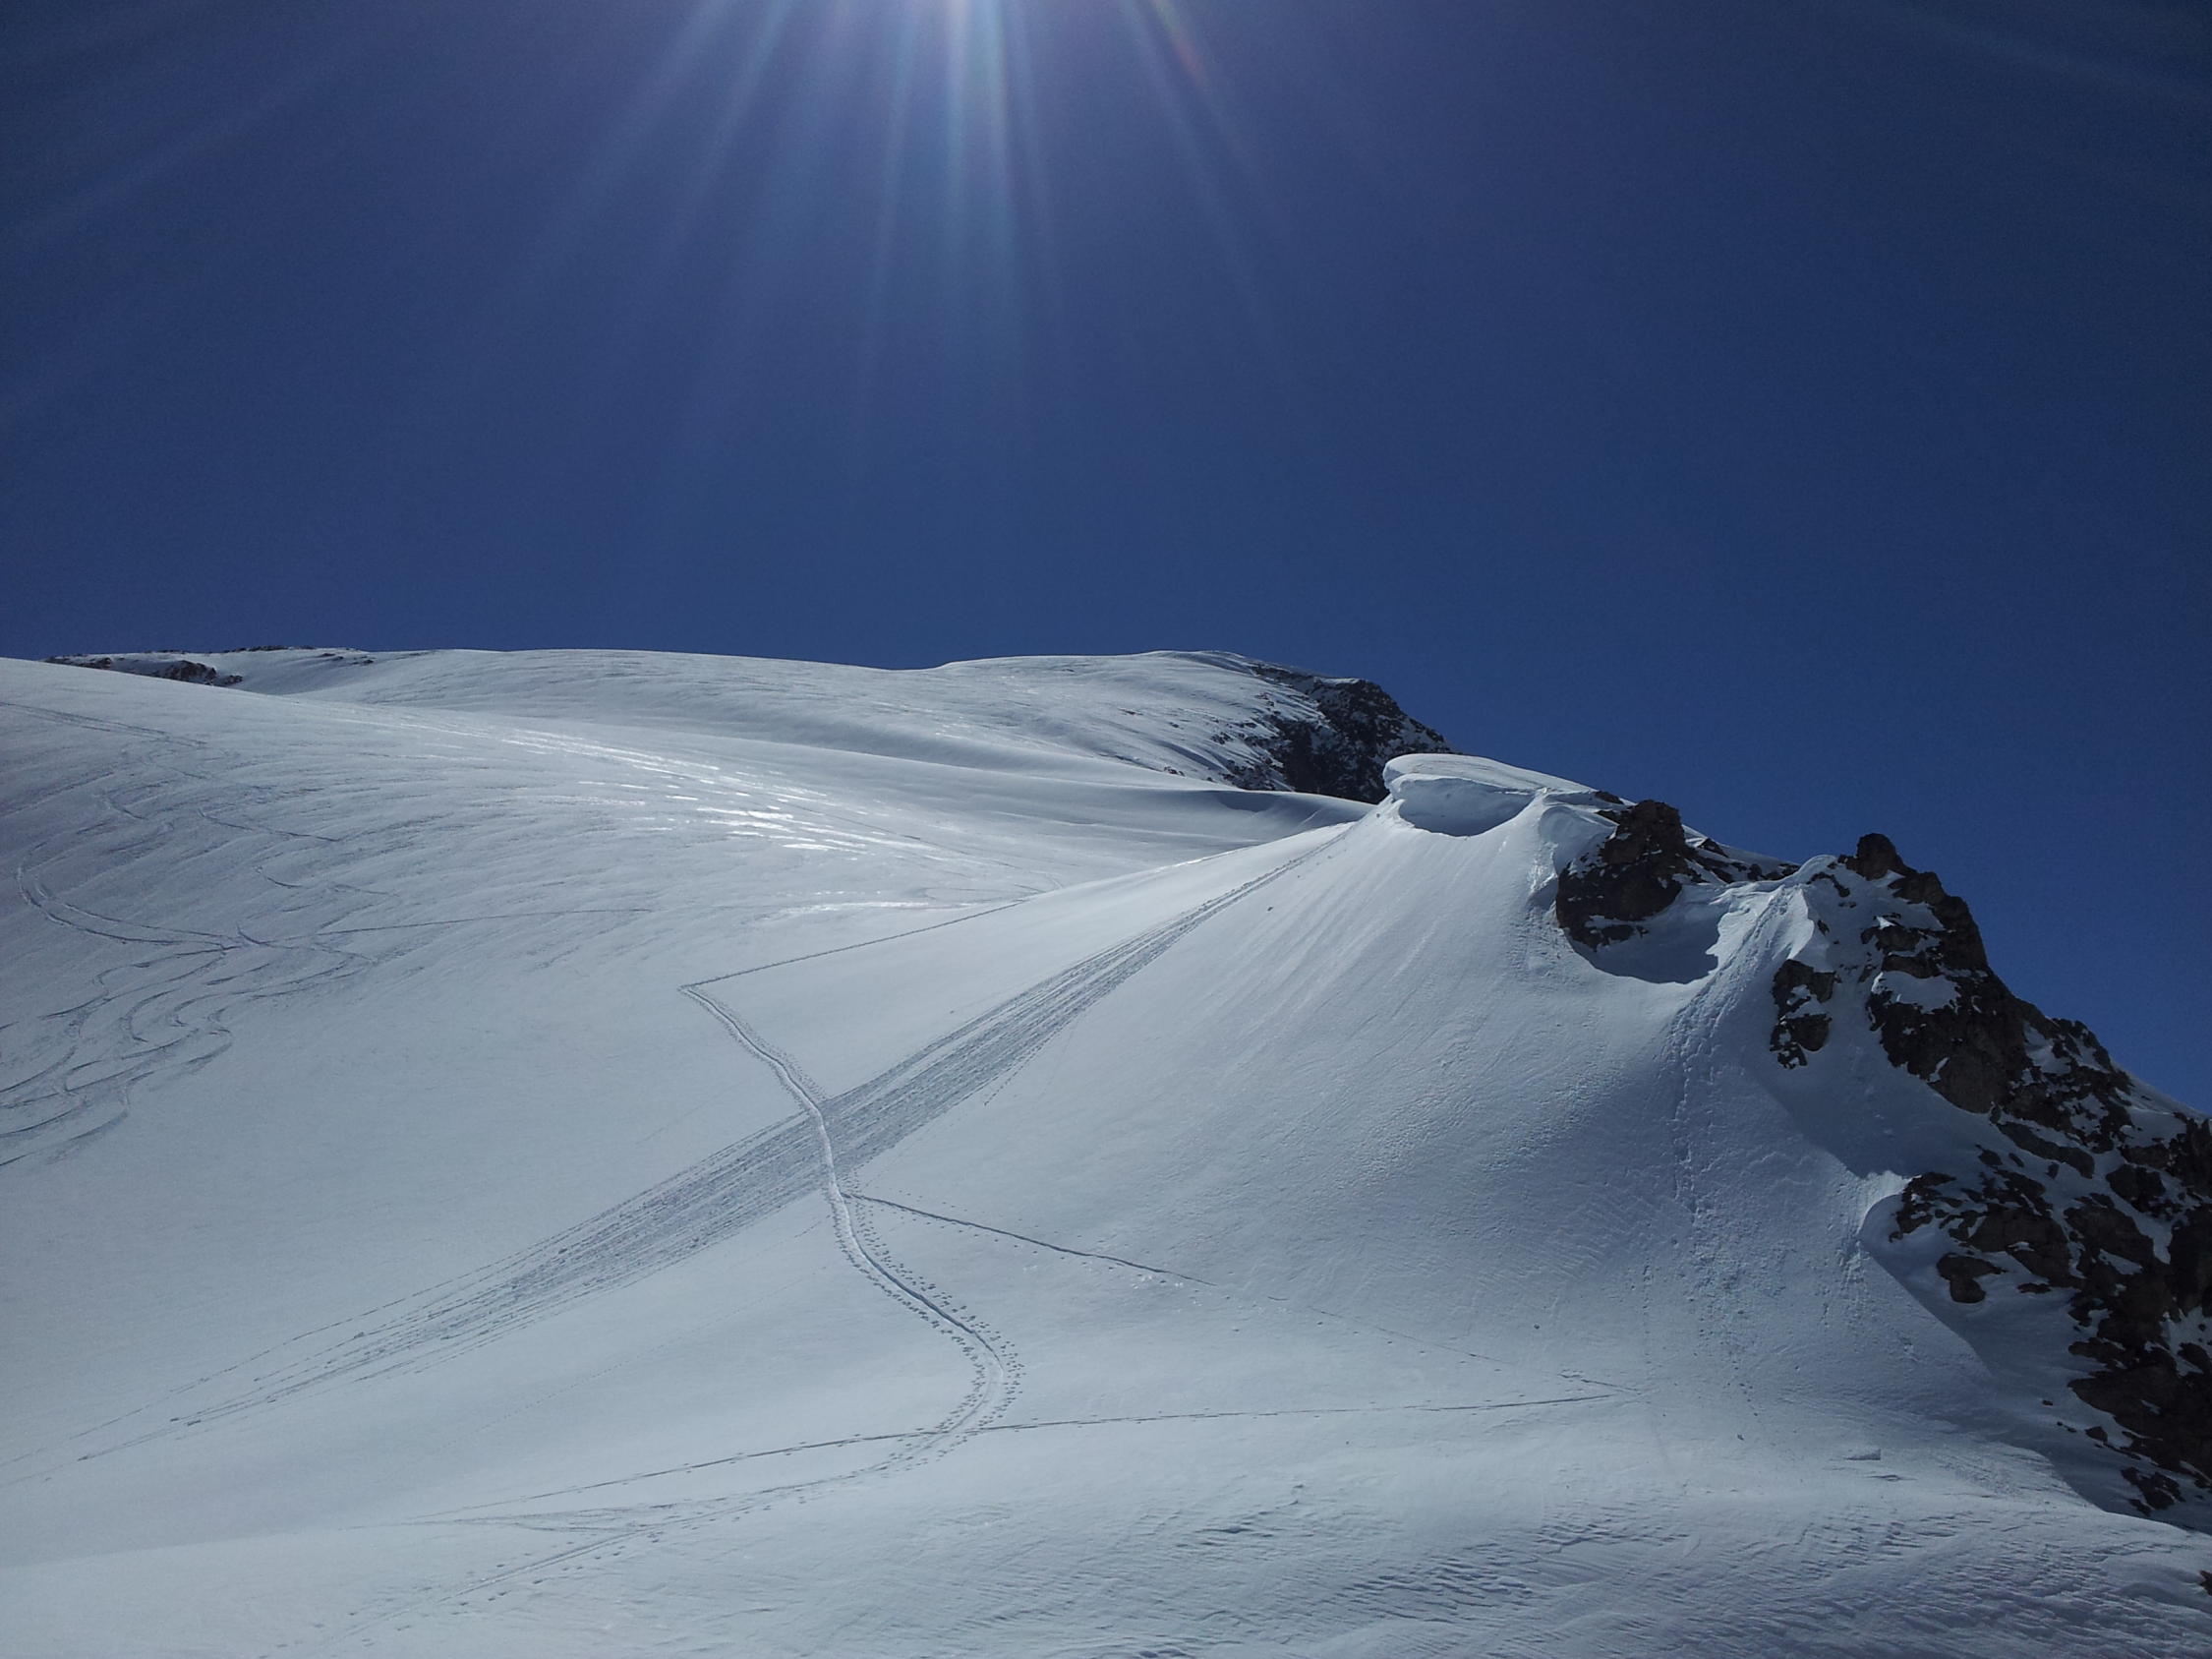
[1, 648, 2205, 1658]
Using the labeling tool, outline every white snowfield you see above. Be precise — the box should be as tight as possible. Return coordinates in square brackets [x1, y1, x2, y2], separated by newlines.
[1, 647, 2204, 1658]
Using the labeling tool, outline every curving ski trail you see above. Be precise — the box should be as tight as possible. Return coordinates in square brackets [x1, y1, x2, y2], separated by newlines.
[680, 985, 1020, 1469]
[263, 830, 1345, 1653]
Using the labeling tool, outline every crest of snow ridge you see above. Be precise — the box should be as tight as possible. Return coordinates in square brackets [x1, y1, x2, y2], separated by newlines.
[44, 648, 1454, 807]
[1546, 799, 2212, 1524]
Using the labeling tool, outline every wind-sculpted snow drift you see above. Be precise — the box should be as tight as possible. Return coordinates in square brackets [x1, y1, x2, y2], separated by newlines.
[1, 647, 2205, 1658]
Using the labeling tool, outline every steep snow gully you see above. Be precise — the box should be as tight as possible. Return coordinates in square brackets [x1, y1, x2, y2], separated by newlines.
[2, 647, 2207, 1658]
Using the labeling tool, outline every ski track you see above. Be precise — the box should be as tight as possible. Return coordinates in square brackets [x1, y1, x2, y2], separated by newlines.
[676, 984, 1021, 1488]
[259, 833, 1344, 1653]
[4, 699, 1346, 1653]
[424, 1395, 1618, 1522]
[16, 830, 1338, 1477]
[2, 744, 387, 1170]
[852, 1193, 1194, 1280]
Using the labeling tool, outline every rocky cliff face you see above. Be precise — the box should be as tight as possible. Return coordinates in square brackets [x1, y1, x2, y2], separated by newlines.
[1779, 836, 2212, 1520]
[1211, 664, 1456, 802]
[1552, 806, 2211, 1524]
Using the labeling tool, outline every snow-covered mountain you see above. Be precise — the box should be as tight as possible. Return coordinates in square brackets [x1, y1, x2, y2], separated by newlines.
[2, 647, 2205, 1658]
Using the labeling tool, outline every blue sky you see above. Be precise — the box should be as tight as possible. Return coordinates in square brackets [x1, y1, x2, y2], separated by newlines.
[6, 0, 2207, 1098]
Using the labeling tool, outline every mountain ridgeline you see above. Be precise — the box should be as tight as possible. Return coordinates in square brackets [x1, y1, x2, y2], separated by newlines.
[46, 647, 1460, 807]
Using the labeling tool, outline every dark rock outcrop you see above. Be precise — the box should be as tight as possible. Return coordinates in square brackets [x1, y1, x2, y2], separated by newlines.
[1216, 666, 1455, 803]
[1773, 836, 2212, 1517]
[1771, 960, 1838, 1068]
[47, 648, 377, 686]
[1554, 798, 1795, 951]
[48, 654, 243, 687]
